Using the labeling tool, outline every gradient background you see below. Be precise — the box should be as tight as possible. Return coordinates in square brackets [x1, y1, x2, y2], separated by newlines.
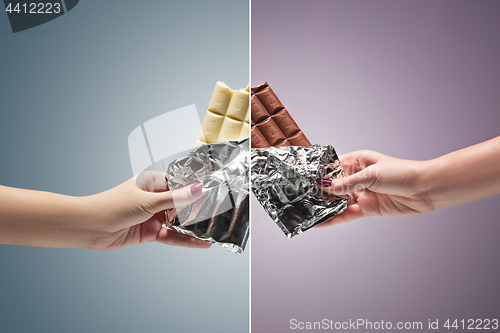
[252, 1, 500, 332]
[0, 1, 249, 332]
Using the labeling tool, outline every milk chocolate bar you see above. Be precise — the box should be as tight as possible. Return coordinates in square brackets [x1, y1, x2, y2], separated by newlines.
[250, 82, 311, 148]
[196, 82, 250, 146]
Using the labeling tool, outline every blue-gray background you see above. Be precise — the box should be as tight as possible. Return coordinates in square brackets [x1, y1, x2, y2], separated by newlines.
[0, 1, 249, 332]
[252, 1, 500, 332]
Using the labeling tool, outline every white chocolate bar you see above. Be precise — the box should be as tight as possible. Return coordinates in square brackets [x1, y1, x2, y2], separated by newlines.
[197, 81, 250, 146]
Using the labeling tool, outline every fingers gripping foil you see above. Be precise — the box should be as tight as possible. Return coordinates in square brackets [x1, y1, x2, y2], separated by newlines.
[166, 139, 250, 253]
[251, 145, 349, 238]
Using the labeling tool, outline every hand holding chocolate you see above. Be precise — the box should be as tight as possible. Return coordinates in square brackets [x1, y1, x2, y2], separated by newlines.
[250, 82, 348, 237]
[165, 81, 250, 253]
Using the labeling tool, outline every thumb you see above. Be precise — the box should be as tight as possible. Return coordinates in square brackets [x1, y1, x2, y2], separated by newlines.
[144, 182, 204, 213]
[317, 165, 379, 196]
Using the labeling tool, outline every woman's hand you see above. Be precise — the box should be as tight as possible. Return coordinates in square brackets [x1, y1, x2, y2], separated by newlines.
[317, 136, 500, 227]
[316, 150, 435, 226]
[83, 171, 210, 250]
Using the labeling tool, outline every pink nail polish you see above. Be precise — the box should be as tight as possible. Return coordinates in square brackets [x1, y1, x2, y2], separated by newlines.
[190, 183, 203, 196]
[315, 178, 332, 187]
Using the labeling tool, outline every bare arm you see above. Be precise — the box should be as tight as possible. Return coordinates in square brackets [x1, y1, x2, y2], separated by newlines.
[0, 172, 210, 250]
[424, 135, 500, 209]
[0, 186, 91, 248]
[317, 136, 500, 226]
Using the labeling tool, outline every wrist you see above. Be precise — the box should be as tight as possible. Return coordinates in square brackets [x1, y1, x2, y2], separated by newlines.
[415, 157, 447, 211]
[74, 195, 107, 249]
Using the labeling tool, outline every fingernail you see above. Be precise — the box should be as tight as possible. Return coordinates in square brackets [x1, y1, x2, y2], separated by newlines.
[190, 183, 203, 196]
[315, 178, 332, 187]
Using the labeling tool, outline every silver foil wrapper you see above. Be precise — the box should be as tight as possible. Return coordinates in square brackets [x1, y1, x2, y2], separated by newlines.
[165, 138, 249, 253]
[251, 145, 349, 238]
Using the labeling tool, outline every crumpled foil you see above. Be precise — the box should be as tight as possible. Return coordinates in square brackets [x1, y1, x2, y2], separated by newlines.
[165, 138, 249, 253]
[251, 145, 349, 238]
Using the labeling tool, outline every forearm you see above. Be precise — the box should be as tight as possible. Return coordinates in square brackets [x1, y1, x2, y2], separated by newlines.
[423, 136, 500, 209]
[0, 185, 94, 248]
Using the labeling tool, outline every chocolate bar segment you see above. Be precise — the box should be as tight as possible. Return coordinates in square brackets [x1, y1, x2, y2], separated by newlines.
[251, 125, 270, 148]
[256, 117, 286, 146]
[271, 109, 300, 138]
[254, 85, 284, 115]
[288, 131, 311, 146]
[250, 82, 311, 148]
[275, 140, 291, 147]
[251, 95, 269, 124]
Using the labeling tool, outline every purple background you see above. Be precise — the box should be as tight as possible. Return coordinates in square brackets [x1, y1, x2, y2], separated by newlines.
[251, 1, 500, 332]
